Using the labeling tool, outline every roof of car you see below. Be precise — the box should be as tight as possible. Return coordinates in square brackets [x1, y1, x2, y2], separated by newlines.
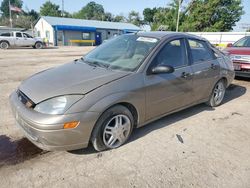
[137, 31, 205, 41]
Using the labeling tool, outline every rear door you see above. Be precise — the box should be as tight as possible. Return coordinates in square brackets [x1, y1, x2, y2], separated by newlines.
[144, 38, 195, 121]
[186, 39, 220, 101]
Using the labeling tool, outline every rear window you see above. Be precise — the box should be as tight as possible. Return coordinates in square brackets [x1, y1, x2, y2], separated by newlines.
[188, 39, 214, 63]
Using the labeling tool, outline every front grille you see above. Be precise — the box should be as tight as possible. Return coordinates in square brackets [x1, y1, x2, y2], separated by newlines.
[16, 89, 35, 108]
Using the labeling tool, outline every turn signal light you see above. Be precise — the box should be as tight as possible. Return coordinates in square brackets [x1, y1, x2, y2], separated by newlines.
[63, 121, 80, 129]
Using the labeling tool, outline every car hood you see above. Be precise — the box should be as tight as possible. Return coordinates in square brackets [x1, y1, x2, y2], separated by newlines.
[19, 62, 130, 104]
[224, 47, 250, 55]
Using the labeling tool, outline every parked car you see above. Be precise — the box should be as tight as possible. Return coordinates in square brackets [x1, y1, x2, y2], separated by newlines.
[9, 32, 235, 152]
[0, 31, 45, 49]
[224, 36, 250, 78]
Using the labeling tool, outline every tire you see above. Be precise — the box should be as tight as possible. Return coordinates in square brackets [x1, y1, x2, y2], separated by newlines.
[35, 42, 43, 49]
[206, 79, 226, 107]
[91, 105, 134, 151]
[0, 41, 9, 49]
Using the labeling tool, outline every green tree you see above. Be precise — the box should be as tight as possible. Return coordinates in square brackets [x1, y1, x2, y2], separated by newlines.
[128, 11, 142, 26]
[113, 14, 127, 22]
[145, 0, 244, 32]
[0, 0, 23, 17]
[143, 7, 158, 26]
[181, 0, 244, 32]
[40, 1, 61, 17]
[73, 1, 105, 20]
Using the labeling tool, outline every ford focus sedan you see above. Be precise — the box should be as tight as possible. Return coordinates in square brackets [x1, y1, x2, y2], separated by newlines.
[9, 32, 235, 151]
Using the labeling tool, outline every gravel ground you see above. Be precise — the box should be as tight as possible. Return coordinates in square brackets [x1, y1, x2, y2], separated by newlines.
[0, 47, 250, 188]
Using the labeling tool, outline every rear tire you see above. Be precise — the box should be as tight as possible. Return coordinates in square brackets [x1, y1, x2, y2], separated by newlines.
[35, 42, 43, 49]
[91, 105, 134, 151]
[206, 79, 226, 107]
[0, 41, 9, 49]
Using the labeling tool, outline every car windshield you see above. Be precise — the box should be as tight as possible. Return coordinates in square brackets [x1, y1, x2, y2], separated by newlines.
[82, 34, 159, 72]
[233, 37, 250, 47]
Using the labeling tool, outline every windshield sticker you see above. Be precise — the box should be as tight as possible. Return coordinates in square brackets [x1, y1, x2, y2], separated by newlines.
[137, 37, 158, 43]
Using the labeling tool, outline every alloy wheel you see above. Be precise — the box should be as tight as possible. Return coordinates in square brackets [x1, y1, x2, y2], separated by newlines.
[103, 115, 132, 148]
[213, 81, 225, 106]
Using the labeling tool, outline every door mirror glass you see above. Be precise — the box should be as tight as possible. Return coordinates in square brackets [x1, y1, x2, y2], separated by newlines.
[151, 65, 175, 74]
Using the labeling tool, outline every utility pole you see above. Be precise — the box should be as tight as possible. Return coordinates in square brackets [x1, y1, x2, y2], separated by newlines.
[176, 0, 182, 32]
[62, 0, 64, 17]
[9, 0, 13, 28]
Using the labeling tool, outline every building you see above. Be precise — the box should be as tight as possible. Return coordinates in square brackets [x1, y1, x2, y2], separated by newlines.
[34, 16, 141, 46]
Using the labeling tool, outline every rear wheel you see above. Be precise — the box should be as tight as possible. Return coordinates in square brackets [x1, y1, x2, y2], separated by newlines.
[35, 42, 43, 49]
[91, 105, 134, 151]
[206, 79, 226, 107]
[0, 41, 9, 49]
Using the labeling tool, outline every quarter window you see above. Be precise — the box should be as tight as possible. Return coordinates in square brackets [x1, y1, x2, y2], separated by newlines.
[154, 39, 187, 68]
[188, 39, 214, 63]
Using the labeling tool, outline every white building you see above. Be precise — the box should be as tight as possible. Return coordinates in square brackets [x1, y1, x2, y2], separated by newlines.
[34, 16, 141, 46]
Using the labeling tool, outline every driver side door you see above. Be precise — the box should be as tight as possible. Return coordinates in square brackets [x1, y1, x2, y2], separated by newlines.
[144, 38, 195, 121]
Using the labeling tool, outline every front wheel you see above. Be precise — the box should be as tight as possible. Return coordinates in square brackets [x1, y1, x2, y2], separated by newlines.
[35, 42, 43, 49]
[91, 105, 134, 151]
[206, 79, 226, 107]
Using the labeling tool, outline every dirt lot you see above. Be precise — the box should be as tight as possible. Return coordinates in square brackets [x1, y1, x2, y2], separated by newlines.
[0, 47, 250, 188]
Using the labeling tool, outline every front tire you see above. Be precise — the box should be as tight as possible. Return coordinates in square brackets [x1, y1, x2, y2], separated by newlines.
[35, 42, 43, 49]
[91, 105, 134, 151]
[0, 41, 9, 49]
[206, 79, 226, 107]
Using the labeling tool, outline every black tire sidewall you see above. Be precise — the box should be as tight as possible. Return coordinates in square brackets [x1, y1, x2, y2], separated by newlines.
[91, 105, 134, 151]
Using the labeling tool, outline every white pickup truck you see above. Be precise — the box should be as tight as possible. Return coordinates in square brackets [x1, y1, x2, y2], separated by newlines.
[0, 31, 45, 49]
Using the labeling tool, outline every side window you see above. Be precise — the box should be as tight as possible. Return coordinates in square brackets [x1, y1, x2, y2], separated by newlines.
[16, 32, 22, 38]
[23, 33, 32, 38]
[188, 39, 214, 63]
[154, 39, 187, 68]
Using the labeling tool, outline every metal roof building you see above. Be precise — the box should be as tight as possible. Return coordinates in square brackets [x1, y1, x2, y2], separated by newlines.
[34, 16, 141, 46]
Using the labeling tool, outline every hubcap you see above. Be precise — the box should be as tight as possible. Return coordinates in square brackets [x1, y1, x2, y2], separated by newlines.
[213, 81, 225, 105]
[103, 115, 131, 148]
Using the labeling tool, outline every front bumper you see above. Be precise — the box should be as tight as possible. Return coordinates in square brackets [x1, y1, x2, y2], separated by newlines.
[9, 91, 100, 151]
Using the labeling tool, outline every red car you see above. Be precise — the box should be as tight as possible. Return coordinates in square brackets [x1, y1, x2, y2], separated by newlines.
[224, 36, 250, 78]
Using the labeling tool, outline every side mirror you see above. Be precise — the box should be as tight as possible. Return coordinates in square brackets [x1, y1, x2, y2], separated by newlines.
[151, 65, 175, 74]
[227, 43, 233, 47]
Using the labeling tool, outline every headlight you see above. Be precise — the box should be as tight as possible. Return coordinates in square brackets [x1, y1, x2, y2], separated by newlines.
[34, 95, 83, 115]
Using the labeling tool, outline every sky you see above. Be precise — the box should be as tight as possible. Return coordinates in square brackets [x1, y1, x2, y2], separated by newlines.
[0, 0, 249, 31]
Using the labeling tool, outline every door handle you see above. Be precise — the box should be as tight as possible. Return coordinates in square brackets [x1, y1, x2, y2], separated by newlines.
[211, 63, 216, 70]
[181, 72, 191, 79]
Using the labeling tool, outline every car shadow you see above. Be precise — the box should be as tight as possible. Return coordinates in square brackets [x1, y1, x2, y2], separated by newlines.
[71, 83, 246, 155]
[235, 76, 250, 82]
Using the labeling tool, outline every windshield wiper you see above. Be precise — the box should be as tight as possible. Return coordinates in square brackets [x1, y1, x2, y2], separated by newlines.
[79, 57, 97, 67]
[91, 61, 110, 69]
